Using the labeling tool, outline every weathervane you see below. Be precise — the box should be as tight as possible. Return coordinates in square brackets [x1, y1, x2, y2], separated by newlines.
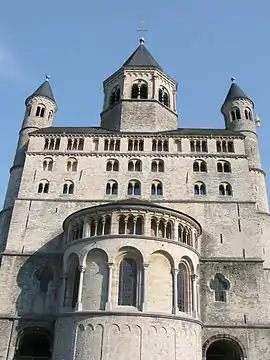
[137, 20, 148, 41]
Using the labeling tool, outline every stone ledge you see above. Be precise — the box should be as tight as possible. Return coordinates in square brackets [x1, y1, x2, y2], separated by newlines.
[200, 257, 263, 263]
[57, 310, 203, 325]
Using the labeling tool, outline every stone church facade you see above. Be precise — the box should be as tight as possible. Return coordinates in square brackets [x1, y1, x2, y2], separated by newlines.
[0, 38, 269, 360]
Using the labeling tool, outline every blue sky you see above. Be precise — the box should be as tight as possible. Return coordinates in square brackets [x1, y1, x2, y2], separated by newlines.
[0, 0, 270, 206]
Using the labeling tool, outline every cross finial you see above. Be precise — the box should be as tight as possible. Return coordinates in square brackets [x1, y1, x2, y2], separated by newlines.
[45, 74, 50, 81]
[137, 20, 148, 42]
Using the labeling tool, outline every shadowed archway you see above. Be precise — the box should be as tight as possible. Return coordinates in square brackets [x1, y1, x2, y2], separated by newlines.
[206, 339, 243, 360]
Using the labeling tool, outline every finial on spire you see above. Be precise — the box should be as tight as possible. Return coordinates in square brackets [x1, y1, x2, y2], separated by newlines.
[231, 77, 236, 83]
[45, 74, 50, 81]
[140, 37, 145, 45]
[137, 20, 148, 43]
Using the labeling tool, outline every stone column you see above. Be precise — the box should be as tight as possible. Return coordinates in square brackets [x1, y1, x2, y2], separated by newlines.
[174, 221, 179, 241]
[172, 268, 179, 314]
[111, 212, 118, 234]
[191, 274, 198, 317]
[83, 219, 90, 238]
[60, 273, 68, 308]
[144, 212, 151, 237]
[142, 264, 149, 311]
[76, 265, 86, 311]
[105, 263, 114, 310]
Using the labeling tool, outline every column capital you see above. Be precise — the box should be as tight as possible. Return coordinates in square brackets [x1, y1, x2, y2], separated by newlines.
[143, 263, 149, 269]
[191, 274, 198, 281]
[79, 265, 86, 272]
[172, 268, 179, 275]
[107, 262, 115, 268]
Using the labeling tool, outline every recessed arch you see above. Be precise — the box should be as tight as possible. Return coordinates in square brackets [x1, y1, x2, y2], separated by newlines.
[203, 334, 247, 360]
[116, 245, 144, 264]
[16, 327, 52, 359]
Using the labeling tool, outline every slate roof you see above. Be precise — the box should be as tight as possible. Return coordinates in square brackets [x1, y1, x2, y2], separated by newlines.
[31, 126, 244, 137]
[122, 38, 163, 71]
[26, 79, 55, 103]
[224, 82, 249, 103]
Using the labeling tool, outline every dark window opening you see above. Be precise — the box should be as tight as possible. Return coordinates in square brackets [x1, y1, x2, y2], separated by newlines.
[118, 258, 137, 306]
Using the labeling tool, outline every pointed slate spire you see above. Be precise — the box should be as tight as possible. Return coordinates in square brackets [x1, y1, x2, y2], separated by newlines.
[224, 78, 250, 103]
[26, 75, 56, 103]
[122, 38, 163, 71]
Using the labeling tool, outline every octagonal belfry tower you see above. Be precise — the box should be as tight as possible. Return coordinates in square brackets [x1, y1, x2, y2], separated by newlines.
[101, 38, 178, 132]
[0, 38, 270, 360]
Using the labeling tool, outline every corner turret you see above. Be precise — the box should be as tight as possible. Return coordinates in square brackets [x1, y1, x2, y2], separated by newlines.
[4, 76, 57, 209]
[221, 78, 268, 212]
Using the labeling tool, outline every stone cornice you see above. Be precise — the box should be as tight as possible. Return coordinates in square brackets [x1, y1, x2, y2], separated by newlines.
[16, 197, 256, 205]
[204, 323, 270, 329]
[57, 310, 203, 325]
[200, 257, 263, 263]
[26, 151, 248, 159]
[249, 167, 265, 176]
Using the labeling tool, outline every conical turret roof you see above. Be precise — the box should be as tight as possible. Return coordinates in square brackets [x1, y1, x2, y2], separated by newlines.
[122, 38, 163, 71]
[224, 81, 249, 103]
[26, 77, 55, 103]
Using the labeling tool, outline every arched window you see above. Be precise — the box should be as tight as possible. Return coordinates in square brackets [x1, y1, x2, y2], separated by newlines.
[193, 160, 207, 172]
[48, 110, 53, 121]
[63, 181, 74, 195]
[118, 258, 137, 306]
[26, 105, 32, 116]
[38, 180, 49, 194]
[194, 182, 206, 195]
[151, 180, 163, 196]
[67, 158, 78, 172]
[166, 222, 172, 239]
[210, 273, 230, 302]
[219, 183, 233, 196]
[158, 87, 170, 107]
[230, 107, 241, 121]
[105, 180, 118, 195]
[127, 180, 141, 196]
[217, 161, 231, 173]
[177, 263, 190, 312]
[109, 85, 121, 106]
[131, 81, 148, 99]
[151, 218, 158, 236]
[151, 159, 164, 172]
[36, 105, 45, 117]
[106, 159, 119, 171]
[43, 157, 53, 171]
[128, 159, 142, 172]
[17, 329, 51, 360]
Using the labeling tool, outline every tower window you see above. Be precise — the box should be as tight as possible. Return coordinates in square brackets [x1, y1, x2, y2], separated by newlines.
[67, 138, 84, 151]
[43, 157, 53, 171]
[216, 140, 234, 153]
[37, 180, 50, 194]
[105, 180, 118, 195]
[217, 161, 231, 173]
[158, 87, 170, 107]
[48, 110, 53, 121]
[131, 81, 148, 99]
[210, 273, 230, 302]
[106, 159, 119, 171]
[245, 108, 253, 121]
[118, 258, 137, 306]
[193, 160, 207, 172]
[104, 139, 120, 151]
[128, 159, 142, 172]
[151, 180, 163, 196]
[63, 181, 74, 195]
[36, 105, 46, 117]
[109, 85, 121, 106]
[190, 140, 208, 153]
[219, 182, 233, 196]
[26, 105, 32, 116]
[44, 138, 60, 151]
[152, 139, 169, 152]
[127, 180, 141, 196]
[194, 182, 206, 195]
[151, 159, 164, 172]
[230, 107, 241, 121]
[128, 139, 144, 151]
[67, 158, 78, 172]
